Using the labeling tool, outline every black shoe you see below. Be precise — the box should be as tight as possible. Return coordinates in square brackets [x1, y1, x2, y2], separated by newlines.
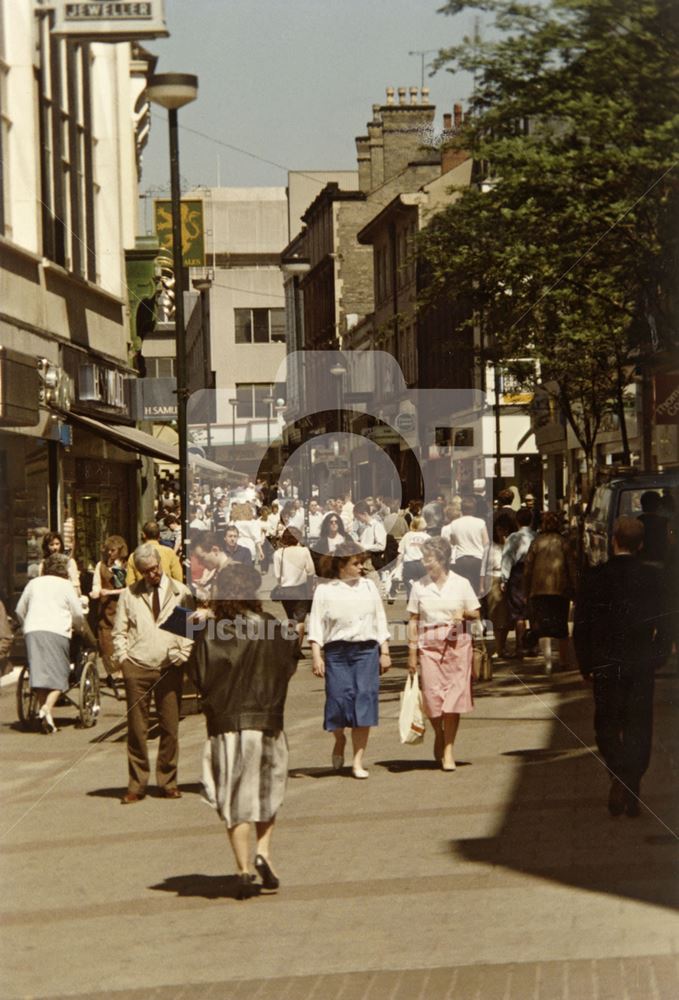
[235, 872, 258, 900]
[254, 854, 280, 890]
[607, 778, 626, 816]
[624, 790, 641, 818]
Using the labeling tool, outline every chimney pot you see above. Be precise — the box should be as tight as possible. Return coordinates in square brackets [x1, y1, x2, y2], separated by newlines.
[386, 86, 395, 105]
[421, 87, 430, 104]
[454, 103, 463, 128]
[409, 86, 418, 105]
[443, 112, 452, 130]
[398, 86, 407, 106]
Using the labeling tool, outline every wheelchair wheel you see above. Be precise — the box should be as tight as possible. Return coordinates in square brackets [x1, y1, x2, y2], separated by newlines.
[79, 655, 100, 728]
[16, 665, 38, 729]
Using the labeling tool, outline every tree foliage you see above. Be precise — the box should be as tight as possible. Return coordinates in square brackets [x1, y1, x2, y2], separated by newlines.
[420, 0, 679, 470]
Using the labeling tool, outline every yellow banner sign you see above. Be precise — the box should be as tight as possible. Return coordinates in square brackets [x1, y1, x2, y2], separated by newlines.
[154, 200, 205, 268]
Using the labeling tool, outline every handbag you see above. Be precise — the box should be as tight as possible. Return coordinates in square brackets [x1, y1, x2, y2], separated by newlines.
[399, 673, 426, 744]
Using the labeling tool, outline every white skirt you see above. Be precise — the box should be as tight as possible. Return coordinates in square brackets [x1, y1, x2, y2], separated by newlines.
[201, 730, 289, 828]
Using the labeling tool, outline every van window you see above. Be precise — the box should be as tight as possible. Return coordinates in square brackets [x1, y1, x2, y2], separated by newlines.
[617, 489, 661, 517]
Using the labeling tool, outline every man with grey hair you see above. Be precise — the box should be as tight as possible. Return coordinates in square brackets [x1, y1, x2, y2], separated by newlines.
[112, 544, 194, 804]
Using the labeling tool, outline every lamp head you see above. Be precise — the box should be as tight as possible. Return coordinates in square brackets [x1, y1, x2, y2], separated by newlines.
[146, 73, 198, 110]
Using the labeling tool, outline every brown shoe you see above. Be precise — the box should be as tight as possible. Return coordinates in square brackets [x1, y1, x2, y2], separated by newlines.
[120, 791, 146, 805]
[161, 787, 182, 799]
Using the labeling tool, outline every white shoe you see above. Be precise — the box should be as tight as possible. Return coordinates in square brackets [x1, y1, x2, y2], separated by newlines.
[352, 767, 369, 779]
[39, 708, 57, 734]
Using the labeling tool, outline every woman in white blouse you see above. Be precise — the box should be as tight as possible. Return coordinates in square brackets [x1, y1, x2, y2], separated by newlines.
[272, 527, 316, 640]
[308, 541, 391, 779]
[407, 536, 480, 771]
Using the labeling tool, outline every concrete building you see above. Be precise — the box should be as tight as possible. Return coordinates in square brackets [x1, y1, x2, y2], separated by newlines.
[0, 2, 157, 600]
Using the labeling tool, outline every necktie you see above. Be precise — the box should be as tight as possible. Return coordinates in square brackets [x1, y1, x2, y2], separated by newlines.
[152, 585, 161, 621]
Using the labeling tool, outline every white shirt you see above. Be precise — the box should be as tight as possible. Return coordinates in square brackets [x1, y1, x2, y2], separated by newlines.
[273, 545, 315, 587]
[16, 575, 85, 638]
[446, 515, 489, 561]
[307, 510, 324, 538]
[357, 518, 387, 553]
[289, 508, 305, 531]
[307, 577, 390, 646]
[398, 531, 429, 563]
[407, 572, 480, 625]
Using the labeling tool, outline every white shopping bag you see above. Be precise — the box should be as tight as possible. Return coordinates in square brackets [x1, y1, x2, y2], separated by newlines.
[399, 673, 426, 744]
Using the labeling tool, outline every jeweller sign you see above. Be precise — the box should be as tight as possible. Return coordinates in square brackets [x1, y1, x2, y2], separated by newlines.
[52, 1, 169, 40]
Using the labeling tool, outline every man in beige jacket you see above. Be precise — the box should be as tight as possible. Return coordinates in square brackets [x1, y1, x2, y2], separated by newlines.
[113, 544, 194, 803]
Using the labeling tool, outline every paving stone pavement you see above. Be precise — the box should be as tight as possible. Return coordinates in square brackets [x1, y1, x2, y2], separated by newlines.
[1, 602, 678, 999]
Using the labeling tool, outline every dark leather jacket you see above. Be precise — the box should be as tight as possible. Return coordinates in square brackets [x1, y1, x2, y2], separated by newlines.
[573, 557, 665, 677]
[190, 611, 299, 736]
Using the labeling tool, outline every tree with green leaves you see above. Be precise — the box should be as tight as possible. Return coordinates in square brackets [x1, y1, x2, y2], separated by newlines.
[419, 0, 679, 488]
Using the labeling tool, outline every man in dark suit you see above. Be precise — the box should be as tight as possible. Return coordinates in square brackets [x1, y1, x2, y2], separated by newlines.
[574, 517, 666, 818]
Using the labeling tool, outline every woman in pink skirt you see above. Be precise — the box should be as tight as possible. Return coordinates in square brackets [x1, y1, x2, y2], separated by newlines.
[407, 537, 480, 771]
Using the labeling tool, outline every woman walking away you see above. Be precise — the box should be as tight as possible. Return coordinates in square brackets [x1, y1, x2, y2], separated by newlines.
[16, 553, 86, 733]
[500, 507, 536, 658]
[308, 541, 391, 779]
[191, 563, 299, 899]
[523, 511, 577, 674]
[90, 535, 128, 695]
[484, 511, 517, 659]
[271, 527, 316, 641]
[397, 516, 430, 599]
[407, 537, 480, 771]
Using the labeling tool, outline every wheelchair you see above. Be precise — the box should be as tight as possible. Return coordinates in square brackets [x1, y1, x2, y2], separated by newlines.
[16, 643, 101, 730]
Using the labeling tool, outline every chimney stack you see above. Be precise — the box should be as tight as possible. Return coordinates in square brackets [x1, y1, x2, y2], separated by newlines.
[421, 87, 430, 104]
[443, 112, 452, 130]
[409, 86, 419, 105]
[398, 86, 407, 106]
[385, 86, 395, 105]
[454, 103, 463, 129]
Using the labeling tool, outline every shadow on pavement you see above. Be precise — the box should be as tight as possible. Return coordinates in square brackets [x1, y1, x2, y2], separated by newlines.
[86, 782, 204, 799]
[376, 758, 471, 772]
[149, 873, 261, 900]
[452, 666, 679, 912]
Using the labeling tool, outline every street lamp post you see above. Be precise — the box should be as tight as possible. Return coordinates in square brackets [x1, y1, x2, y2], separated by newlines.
[146, 72, 198, 555]
[262, 394, 275, 447]
[330, 363, 347, 435]
[229, 397, 238, 453]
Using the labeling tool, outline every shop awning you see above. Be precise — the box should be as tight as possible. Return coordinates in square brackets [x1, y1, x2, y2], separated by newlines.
[67, 411, 242, 479]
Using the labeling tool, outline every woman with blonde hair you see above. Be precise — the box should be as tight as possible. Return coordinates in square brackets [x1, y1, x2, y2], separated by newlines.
[407, 537, 480, 770]
[397, 516, 430, 599]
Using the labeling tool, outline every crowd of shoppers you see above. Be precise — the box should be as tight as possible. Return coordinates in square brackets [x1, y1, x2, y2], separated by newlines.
[8, 472, 678, 896]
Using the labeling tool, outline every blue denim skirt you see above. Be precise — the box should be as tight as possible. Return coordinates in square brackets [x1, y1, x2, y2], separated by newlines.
[323, 640, 379, 730]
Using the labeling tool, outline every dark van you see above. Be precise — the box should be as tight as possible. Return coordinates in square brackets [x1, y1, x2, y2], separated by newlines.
[582, 471, 679, 567]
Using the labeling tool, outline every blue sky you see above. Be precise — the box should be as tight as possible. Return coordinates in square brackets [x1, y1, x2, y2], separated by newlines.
[140, 0, 477, 197]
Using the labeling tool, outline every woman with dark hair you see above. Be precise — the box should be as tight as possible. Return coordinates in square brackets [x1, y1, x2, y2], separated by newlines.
[500, 507, 537, 658]
[308, 540, 391, 779]
[483, 510, 517, 659]
[90, 535, 128, 694]
[407, 536, 480, 770]
[524, 510, 577, 673]
[15, 553, 86, 733]
[271, 526, 315, 639]
[315, 511, 348, 555]
[191, 563, 299, 899]
[40, 532, 81, 595]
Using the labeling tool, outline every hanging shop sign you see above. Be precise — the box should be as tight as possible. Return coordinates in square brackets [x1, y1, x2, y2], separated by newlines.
[154, 200, 205, 268]
[0, 348, 40, 427]
[128, 378, 177, 422]
[52, 1, 169, 40]
[655, 374, 679, 425]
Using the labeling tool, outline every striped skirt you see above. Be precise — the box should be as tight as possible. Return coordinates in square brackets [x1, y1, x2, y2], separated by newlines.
[201, 730, 289, 828]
